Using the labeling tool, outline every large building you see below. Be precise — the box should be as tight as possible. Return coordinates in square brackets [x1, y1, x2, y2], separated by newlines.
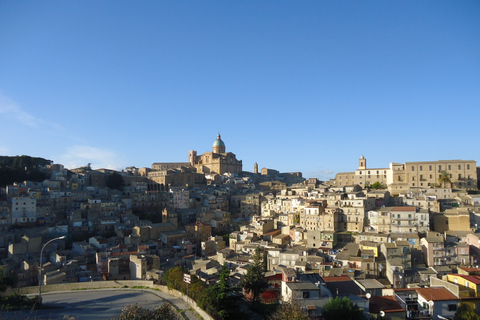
[334, 156, 477, 192]
[188, 134, 242, 175]
[147, 134, 242, 189]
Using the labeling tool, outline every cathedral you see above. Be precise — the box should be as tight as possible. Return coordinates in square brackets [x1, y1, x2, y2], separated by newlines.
[188, 134, 242, 175]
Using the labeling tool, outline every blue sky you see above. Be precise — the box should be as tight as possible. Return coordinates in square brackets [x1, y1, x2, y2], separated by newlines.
[1, 1, 479, 180]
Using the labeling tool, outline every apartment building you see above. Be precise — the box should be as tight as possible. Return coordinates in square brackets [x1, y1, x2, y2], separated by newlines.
[334, 156, 478, 191]
[11, 196, 37, 224]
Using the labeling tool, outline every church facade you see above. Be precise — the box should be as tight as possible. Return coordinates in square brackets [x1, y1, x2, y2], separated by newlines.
[188, 134, 242, 175]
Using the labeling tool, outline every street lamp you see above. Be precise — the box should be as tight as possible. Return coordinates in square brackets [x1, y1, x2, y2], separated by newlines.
[365, 293, 371, 315]
[38, 236, 65, 305]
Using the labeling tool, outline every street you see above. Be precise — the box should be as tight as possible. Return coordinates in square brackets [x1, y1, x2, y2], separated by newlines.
[0, 288, 202, 320]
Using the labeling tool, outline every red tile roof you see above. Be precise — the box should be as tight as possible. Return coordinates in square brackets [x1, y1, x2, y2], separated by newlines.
[459, 267, 480, 273]
[322, 275, 352, 282]
[369, 296, 404, 313]
[456, 275, 480, 285]
[415, 287, 458, 301]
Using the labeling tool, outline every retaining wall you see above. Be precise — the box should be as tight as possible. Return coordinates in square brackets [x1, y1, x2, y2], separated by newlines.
[2, 280, 213, 320]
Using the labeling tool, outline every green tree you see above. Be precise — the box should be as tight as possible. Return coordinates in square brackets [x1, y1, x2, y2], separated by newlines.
[370, 181, 384, 189]
[322, 297, 367, 320]
[163, 267, 185, 291]
[106, 172, 125, 190]
[438, 171, 452, 188]
[0, 266, 15, 292]
[208, 264, 241, 319]
[242, 247, 269, 307]
[453, 303, 480, 320]
[117, 303, 179, 320]
[269, 299, 308, 320]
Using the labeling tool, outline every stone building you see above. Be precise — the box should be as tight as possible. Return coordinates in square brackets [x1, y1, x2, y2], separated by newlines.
[333, 156, 477, 191]
[188, 134, 242, 175]
[11, 196, 37, 224]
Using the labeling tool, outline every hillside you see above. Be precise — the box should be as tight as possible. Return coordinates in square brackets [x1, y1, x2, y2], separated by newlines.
[0, 155, 53, 188]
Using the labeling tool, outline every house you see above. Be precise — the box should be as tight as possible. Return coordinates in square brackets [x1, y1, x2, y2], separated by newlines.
[369, 295, 404, 320]
[279, 268, 332, 318]
[394, 287, 459, 320]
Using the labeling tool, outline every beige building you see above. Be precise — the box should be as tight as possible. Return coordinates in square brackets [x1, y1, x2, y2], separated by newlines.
[151, 162, 190, 171]
[432, 208, 470, 233]
[188, 134, 242, 175]
[147, 166, 204, 190]
[335, 156, 389, 188]
[420, 232, 446, 267]
[334, 156, 478, 192]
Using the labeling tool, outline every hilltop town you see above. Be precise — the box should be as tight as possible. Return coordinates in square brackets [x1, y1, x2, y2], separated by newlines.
[1, 135, 480, 319]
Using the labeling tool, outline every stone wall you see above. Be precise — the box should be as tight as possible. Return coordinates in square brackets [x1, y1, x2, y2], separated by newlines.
[430, 277, 459, 296]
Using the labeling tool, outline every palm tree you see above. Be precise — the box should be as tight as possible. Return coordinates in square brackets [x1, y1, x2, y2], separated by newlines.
[438, 171, 452, 188]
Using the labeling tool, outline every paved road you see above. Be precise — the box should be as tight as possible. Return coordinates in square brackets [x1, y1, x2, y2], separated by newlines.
[0, 288, 202, 320]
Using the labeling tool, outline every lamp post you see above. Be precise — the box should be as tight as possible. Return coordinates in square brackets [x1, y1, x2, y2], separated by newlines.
[38, 236, 65, 305]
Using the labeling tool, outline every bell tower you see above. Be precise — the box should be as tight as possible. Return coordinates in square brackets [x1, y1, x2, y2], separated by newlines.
[359, 155, 367, 170]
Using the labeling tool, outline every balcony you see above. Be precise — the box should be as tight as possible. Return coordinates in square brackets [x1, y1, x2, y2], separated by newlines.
[394, 217, 416, 221]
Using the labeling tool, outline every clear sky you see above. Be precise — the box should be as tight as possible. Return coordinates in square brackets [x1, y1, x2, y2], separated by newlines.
[1, 1, 479, 180]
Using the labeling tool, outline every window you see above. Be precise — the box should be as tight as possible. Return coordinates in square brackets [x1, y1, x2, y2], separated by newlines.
[303, 292, 310, 298]
[448, 304, 458, 311]
[420, 166, 423, 171]
[448, 165, 451, 170]
[412, 166, 415, 171]
[429, 165, 432, 171]
[439, 165, 442, 171]
[467, 164, 470, 170]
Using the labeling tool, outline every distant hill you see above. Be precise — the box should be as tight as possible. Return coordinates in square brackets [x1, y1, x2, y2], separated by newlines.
[0, 155, 53, 188]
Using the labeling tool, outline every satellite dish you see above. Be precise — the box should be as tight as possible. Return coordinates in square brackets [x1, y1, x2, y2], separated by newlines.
[380, 311, 385, 317]
[366, 293, 371, 299]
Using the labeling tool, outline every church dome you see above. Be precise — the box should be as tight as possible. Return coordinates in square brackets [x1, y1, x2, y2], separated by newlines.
[213, 134, 225, 148]
[212, 134, 226, 153]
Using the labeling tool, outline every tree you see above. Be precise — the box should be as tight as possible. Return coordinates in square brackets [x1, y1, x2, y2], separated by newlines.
[453, 303, 480, 320]
[370, 181, 384, 189]
[106, 172, 125, 190]
[163, 267, 185, 291]
[0, 266, 15, 292]
[269, 299, 309, 320]
[322, 297, 367, 320]
[242, 247, 269, 307]
[208, 264, 241, 319]
[438, 171, 452, 188]
[117, 303, 179, 320]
